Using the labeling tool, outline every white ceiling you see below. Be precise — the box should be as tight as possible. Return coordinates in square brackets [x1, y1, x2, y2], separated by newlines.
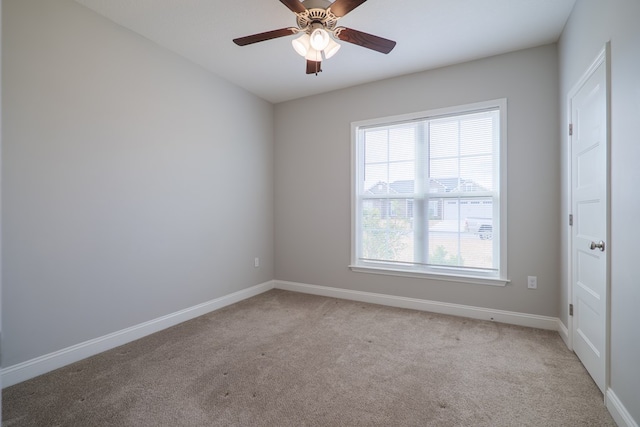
[75, 0, 576, 103]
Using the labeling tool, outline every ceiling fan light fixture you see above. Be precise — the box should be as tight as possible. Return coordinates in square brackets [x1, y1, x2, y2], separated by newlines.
[233, 0, 397, 75]
[309, 27, 330, 51]
[292, 33, 311, 56]
[305, 47, 322, 62]
[323, 38, 341, 59]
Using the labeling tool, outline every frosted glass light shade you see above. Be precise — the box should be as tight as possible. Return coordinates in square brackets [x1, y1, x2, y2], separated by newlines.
[305, 47, 322, 62]
[323, 38, 341, 59]
[309, 28, 330, 51]
[292, 33, 311, 57]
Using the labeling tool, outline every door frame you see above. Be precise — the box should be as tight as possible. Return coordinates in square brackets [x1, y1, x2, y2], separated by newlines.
[565, 42, 611, 396]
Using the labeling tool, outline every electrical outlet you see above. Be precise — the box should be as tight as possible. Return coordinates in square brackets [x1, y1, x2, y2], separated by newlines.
[254, 257, 260, 268]
[527, 276, 537, 289]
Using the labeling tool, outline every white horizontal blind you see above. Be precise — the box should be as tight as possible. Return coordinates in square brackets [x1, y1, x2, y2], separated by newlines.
[356, 106, 500, 275]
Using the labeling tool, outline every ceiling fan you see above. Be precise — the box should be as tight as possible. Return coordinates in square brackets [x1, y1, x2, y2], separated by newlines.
[233, 0, 396, 75]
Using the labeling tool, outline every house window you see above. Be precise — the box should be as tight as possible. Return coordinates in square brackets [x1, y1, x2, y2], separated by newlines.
[351, 99, 507, 285]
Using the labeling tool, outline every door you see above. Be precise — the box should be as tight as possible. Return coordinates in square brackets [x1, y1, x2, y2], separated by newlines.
[570, 53, 608, 394]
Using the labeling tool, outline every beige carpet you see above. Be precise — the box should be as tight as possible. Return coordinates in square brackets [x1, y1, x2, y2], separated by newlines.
[3, 289, 615, 426]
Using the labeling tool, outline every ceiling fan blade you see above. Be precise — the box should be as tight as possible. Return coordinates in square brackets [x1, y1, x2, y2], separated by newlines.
[280, 0, 307, 14]
[328, 0, 367, 17]
[335, 27, 396, 54]
[233, 28, 297, 46]
[306, 60, 322, 75]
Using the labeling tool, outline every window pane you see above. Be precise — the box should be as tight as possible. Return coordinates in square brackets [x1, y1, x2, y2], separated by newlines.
[460, 228, 494, 269]
[428, 234, 463, 268]
[426, 197, 494, 269]
[460, 155, 493, 191]
[361, 199, 414, 263]
[389, 126, 415, 161]
[430, 158, 458, 181]
[389, 161, 415, 185]
[460, 198, 494, 269]
[427, 207, 463, 267]
[364, 130, 388, 163]
[364, 164, 389, 193]
[460, 112, 497, 156]
[430, 121, 459, 158]
[354, 102, 503, 278]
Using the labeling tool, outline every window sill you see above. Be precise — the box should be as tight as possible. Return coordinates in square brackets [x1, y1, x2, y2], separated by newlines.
[349, 264, 510, 287]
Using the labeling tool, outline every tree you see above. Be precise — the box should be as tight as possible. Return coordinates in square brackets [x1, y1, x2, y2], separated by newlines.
[362, 206, 411, 261]
[429, 245, 463, 266]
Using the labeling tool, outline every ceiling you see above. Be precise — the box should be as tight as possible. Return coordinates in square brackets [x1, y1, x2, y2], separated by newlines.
[75, 0, 576, 104]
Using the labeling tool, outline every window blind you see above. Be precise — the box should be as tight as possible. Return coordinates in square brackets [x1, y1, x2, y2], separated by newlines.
[355, 106, 501, 276]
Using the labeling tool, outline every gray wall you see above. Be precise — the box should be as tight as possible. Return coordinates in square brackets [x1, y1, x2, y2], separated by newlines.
[1, 0, 274, 367]
[559, 0, 640, 420]
[275, 44, 561, 317]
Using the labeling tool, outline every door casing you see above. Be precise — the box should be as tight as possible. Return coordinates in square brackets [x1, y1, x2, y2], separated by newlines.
[565, 43, 611, 397]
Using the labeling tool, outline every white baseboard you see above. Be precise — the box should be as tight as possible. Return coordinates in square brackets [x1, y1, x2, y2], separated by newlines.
[274, 280, 559, 330]
[1, 281, 275, 388]
[1, 279, 572, 389]
[7, 278, 634, 426]
[607, 389, 638, 427]
[275, 281, 634, 427]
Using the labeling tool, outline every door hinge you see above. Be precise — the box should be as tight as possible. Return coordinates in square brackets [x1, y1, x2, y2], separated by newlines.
[569, 214, 573, 226]
[569, 304, 574, 316]
[569, 123, 573, 136]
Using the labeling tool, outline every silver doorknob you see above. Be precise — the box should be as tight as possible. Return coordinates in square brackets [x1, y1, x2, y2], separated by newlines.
[590, 240, 605, 251]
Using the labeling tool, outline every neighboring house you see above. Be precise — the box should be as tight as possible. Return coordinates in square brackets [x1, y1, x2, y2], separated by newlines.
[364, 178, 491, 220]
[363, 181, 411, 220]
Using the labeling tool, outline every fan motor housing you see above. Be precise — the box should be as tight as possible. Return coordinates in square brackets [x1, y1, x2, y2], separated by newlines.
[297, 0, 338, 32]
[301, 0, 332, 10]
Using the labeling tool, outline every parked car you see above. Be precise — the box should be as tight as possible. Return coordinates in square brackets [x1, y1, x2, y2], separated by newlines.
[464, 217, 493, 239]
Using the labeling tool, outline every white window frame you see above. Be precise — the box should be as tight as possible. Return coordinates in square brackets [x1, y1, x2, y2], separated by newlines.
[350, 99, 509, 286]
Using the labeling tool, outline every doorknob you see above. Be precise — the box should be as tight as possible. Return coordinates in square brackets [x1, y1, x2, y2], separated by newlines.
[590, 240, 605, 251]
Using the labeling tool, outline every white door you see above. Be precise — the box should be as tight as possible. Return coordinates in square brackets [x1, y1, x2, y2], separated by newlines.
[570, 54, 608, 394]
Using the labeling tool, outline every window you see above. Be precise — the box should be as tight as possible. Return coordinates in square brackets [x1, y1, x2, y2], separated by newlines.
[351, 99, 507, 285]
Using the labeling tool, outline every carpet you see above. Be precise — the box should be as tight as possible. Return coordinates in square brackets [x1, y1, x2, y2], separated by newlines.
[2, 289, 616, 426]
